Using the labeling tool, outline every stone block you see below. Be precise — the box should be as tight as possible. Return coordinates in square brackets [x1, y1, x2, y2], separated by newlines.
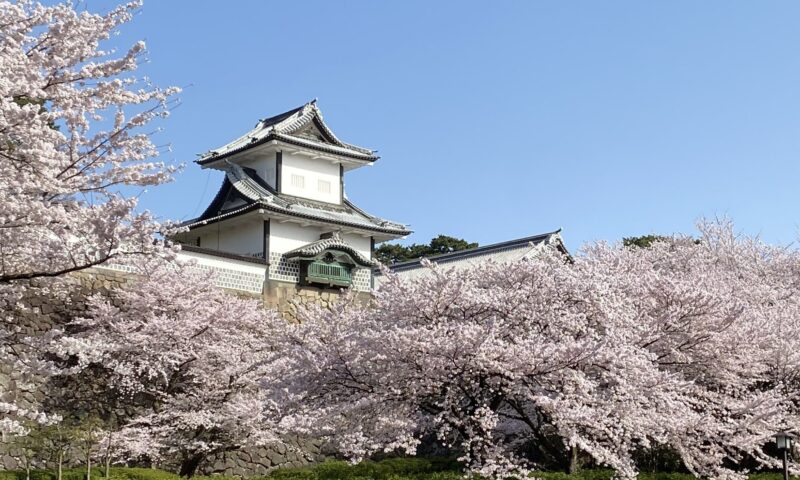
[265, 448, 286, 466]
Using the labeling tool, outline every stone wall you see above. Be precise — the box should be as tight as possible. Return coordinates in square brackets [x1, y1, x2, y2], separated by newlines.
[263, 279, 371, 322]
[1, 269, 360, 476]
[0, 269, 132, 470]
[264, 280, 342, 321]
[200, 436, 325, 477]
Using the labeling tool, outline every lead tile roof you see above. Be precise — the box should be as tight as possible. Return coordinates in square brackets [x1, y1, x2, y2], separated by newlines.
[197, 100, 378, 165]
[181, 163, 411, 236]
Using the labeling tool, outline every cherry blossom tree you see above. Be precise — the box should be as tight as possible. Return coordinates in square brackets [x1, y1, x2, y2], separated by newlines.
[275, 221, 800, 479]
[0, 0, 179, 283]
[55, 260, 288, 477]
[0, 0, 178, 437]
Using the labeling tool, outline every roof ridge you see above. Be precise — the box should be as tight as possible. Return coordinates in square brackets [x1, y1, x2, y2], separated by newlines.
[380, 230, 564, 270]
[197, 101, 379, 165]
[256, 101, 312, 128]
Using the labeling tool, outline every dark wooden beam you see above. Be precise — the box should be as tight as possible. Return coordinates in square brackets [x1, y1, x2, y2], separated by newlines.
[340, 164, 344, 204]
[263, 220, 270, 260]
[276, 151, 282, 192]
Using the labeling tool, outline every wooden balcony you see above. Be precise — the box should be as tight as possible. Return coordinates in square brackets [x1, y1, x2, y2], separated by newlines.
[303, 260, 353, 287]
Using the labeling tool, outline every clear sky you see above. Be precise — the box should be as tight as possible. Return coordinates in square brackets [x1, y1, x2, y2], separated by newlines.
[110, 1, 800, 252]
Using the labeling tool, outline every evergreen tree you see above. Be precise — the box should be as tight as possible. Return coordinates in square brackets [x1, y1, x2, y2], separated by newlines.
[375, 235, 478, 264]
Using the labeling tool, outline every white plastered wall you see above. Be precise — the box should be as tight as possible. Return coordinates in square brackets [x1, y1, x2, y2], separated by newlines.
[280, 152, 341, 204]
[176, 249, 267, 294]
[342, 233, 372, 260]
[197, 219, 263, 257]
[269, 221, 324, 254]
[270, 223, 371, 258]
[239, 154, 277, 189]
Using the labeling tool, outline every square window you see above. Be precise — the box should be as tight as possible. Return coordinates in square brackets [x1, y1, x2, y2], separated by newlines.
[318, 179, 331, 194]
[290, 174, 305, 188]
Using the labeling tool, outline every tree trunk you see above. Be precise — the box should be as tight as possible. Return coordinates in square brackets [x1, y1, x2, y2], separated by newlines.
[178, 454, 205, 478]
[57, 450, 63, 480]
[86, 453, 92, 480]
[567, 445, 579, 474]
[104, 437, 112, 479]
[25, 457, 31, 480]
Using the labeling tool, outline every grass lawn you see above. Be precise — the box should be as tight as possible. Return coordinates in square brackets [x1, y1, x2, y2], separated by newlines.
[0, 458, 797, 480]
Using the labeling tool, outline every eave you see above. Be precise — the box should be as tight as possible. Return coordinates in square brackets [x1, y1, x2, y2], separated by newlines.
[195, 101, 380, 167]
[181, 201, 412, 237]
[180, 163, 411, 239]
[196, 134, 379, 168]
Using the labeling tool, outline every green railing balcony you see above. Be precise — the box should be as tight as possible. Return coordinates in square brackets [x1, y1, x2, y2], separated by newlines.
[306, 261, 352, 287]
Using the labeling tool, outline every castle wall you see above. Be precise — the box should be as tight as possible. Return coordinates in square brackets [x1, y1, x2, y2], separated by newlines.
[201, 435, 325, 477]
[176, 250, 267, 294]
[0, 269, 132, 471]
[263, 279, 370, 322]
[0, 266, 363, 476]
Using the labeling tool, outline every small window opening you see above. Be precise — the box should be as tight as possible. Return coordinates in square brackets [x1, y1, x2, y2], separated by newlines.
[318, 179, 331, 194]
[291, 174, 305, 188]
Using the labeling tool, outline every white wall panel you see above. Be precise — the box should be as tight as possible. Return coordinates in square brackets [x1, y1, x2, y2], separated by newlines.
[280, 152, 340, 204]
[270, 222, 323, 254]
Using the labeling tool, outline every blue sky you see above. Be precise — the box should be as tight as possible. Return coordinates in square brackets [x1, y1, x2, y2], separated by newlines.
[111, 1, 800, 252]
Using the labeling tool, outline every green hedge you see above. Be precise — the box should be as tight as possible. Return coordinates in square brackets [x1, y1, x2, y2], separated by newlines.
[271, 461, 633, 480]
[0, 461, 797, 480]
[266, 458, 463, 480]
[529, 471, 799, 480]
[0, 468, 182, 480]
[266, 460, 799, 480]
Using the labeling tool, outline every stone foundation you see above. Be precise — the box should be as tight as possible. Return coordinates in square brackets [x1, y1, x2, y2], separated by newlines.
[0, 269, 131, 470]
[263, 279, 371, 322]
[200, 436, 325, 476]
[1, 269, 360, 475]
